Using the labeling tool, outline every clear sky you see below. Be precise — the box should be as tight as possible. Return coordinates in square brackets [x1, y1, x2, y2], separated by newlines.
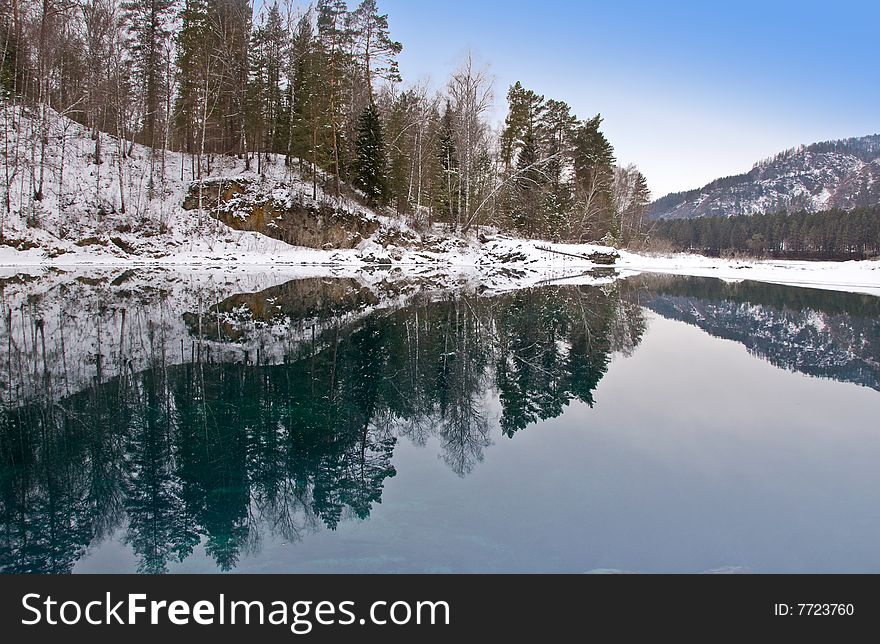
[379, 0, 880, 199]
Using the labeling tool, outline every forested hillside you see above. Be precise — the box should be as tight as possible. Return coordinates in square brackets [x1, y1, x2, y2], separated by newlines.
[649, 135, 880, 221]
[0, 0, 652, 251]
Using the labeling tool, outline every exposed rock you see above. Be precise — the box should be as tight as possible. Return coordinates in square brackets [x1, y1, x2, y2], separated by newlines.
[110, 237, 135, 253]
[75, 237, 106, 247]
[111, 269, 137, 286]
[183, 178, 380, 249]
[484, 249, 529, 263]
[182, 277, 379, 342]
[373, 226, 421, 248]
[358, 241, 394, 264]
[1, 237, 40, 251]
[588, 251, 618, 265]
[75, 276, 105, 286]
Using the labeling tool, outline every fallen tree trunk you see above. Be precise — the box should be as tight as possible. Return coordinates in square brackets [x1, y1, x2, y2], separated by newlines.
[536, 245, 619, 265]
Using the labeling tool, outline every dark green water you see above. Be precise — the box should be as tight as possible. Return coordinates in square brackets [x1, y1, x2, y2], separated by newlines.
[1, 272, 879, 573]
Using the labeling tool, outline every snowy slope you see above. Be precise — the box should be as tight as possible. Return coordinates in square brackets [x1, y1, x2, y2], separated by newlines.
[633, 276, 880, 391]
[1, 104, 622, 268]
[650, 135, 880, 219]
[2, 105, 879, 297]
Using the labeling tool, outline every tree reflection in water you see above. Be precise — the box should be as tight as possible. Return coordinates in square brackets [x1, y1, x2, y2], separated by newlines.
[0, 277, 644, 573]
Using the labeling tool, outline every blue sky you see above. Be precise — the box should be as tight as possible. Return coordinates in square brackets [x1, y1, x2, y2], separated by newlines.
[378, 0, 879, 198]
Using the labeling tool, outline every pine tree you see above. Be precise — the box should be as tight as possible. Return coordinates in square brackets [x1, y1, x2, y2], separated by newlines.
[512, 130, 542, 236]
[209, 0, 251, 164]
[353, 102, 388, 206]
[265, 4, 287, 153]
[349, 0, 401, 99]
[0, 2, 20, 97]
[317, 0, 353, 197]
[175, 0, 210, 168]
[500, 82, 545, 172]
[384, 89, 418, 214]
[436, 100, 459, 225]
[540, 99, 576, 194]
[288, 11, 325, 193]
[121, 0, 175, 149]
[540, 100, 577, 239]
[572, 114, 616, 242]
[250, 3, 287, 167]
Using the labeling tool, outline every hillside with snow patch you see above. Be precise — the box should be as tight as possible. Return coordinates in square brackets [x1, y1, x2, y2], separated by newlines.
[650, 134, 880, 220]
[1, 105, 622, 269]
[1, 104, 427, 261]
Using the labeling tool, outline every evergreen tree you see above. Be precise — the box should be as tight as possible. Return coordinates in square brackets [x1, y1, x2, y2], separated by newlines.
[288, 11, 326, 190]
[121, 0, 175, 148]
[208, 0, 252, 163]
[349, 0, 401, 98]
[353, 102, 388, 205]
[174, 0, 211, 161]
[651, 207, 880, 259]
[572, 114, 616, 241]
[317, 0, 353, 196]
[539, 100, 577, 240]
[436, 100, 459, 225]
[540, 98, 576, 195]
[500, 81, 545, 172]
[0, 2, 21, 96]
[250, 2, 287, 166]
[384, 89, 418, 215]
[512, 130, 544, 236]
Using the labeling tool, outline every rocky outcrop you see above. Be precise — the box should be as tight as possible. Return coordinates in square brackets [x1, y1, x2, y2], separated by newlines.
[183, 178, 380, 249]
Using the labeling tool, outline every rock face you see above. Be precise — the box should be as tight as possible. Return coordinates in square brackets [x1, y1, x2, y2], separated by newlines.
[183, 178, 380, 249]
[649, 134, 880, 220]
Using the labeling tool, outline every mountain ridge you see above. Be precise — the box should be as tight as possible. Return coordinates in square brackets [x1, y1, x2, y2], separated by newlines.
[650, 134, 880, 220]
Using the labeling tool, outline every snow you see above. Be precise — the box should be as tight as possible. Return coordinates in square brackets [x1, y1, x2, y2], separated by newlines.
[1, 235, 877, 296]
[652, 136, 880, 219]
[616, 251, 880, 297]
[2, 104, 879, 297]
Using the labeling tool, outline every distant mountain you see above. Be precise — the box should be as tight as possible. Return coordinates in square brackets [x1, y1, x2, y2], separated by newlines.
[649, 135, 880, 220]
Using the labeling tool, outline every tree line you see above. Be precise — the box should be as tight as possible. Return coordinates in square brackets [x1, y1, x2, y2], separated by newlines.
[0, 0, 651, 244]
[649, 207, 880, 260]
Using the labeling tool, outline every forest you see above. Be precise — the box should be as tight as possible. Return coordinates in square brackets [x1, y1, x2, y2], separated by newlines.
[648, 207, 880, 260]
[0, 0, 652, 245]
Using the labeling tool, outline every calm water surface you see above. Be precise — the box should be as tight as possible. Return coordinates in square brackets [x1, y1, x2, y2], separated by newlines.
[1, 271, 879, 573]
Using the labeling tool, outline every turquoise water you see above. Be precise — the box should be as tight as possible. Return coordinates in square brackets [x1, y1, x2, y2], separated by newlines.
[1, 273, 879, 573]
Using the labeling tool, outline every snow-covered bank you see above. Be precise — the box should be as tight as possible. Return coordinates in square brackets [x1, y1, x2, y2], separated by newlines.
[1, 235, 878, 296]
[3, 105, 879, 297]
[616, 251, 880, 297]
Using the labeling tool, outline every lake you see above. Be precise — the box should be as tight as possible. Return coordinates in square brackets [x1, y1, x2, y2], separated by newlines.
[1, 268, 879, 573]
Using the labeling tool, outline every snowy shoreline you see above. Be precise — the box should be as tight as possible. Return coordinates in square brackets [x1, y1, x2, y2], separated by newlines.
[616, 252, 880, 297]
[1, 239, 878, 296]
[4, 106, 877, 297]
